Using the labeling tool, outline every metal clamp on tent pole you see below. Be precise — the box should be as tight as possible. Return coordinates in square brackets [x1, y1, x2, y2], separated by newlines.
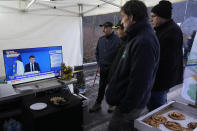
[35, 2, 79, 16]
[82, 1, 117, 16]
[78, 3, 83, 17]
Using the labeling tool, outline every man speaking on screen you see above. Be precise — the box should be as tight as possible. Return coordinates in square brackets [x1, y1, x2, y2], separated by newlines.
[25, 56, 40, 72]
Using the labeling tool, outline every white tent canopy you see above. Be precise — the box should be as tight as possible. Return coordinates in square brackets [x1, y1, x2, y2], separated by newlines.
[0, 0, 186, 16]
[0, 0, 186, 76]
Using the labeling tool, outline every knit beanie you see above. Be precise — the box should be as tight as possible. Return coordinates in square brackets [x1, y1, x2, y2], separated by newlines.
[151, 0, 172, 19]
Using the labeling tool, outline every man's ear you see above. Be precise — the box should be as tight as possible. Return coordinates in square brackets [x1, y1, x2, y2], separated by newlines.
[129, 15, 136, 24]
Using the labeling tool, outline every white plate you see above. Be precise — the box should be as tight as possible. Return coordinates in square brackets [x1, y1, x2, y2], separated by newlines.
[30, 103, 47, 110]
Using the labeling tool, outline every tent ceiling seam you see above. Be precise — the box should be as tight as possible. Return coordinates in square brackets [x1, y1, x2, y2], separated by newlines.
[82, 0, 115, 15]
[35, 1, 79, 15]
[100, 0, 121, 7]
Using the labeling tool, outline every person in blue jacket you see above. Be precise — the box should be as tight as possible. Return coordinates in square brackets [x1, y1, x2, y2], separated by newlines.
[89, 21, 120, 113]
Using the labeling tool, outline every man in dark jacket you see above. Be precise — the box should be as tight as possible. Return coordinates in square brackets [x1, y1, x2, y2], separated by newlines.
[148, 0, 183, 111]
[105, 0, 160, 130]
[107, 20, 127, 84]
[25, 56, 40, 72]
[107, 21, 127, 113]
[89, 21, 120, 113]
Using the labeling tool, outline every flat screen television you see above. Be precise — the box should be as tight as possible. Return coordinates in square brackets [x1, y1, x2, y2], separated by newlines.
[3, 46, 63, 85]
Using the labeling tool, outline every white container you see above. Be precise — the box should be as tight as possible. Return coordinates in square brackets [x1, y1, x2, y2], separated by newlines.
[135, 101, 197, 131]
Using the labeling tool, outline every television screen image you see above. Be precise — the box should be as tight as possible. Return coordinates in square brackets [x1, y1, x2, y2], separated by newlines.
[3, 46, 63, 85]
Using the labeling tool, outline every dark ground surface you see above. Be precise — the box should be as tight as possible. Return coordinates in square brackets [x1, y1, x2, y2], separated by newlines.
[81, 70, 186, 131]
[82, 74, 111, 131]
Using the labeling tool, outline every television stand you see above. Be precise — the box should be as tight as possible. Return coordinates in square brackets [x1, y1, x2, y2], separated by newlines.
[0, 78, 77, 102]
[0, 78, 81, 131]
[14, 78, 77, 94]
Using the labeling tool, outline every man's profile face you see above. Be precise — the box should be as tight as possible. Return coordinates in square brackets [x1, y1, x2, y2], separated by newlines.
[116, 28, 125, 38]
[103, 26, 112, 36]
[30, 57, 35, 64]
[149, 12, 161, 28]
[120, 11, 133, 32]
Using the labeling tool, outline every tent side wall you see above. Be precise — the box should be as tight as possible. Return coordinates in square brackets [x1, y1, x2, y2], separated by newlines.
[0, 4, 83, 77]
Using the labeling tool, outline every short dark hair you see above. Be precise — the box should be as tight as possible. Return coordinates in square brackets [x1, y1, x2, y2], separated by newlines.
[121, 0, 148, 22]
[29, 55, 35, 59]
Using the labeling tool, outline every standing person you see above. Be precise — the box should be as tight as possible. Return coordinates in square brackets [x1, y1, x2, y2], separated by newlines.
[25, 56, 40, 72]
[148, 0, 183, 111]
[89, 21, 120, 113]
[105, 0, 160, 130]
[107, 21, 127, 113]
[107, 20, 127, 84]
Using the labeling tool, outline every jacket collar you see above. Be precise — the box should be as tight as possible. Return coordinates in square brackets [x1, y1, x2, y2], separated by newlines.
[105, 31, 114, 39]
[120, 35, 127, 42]
[126, 18, 150, 40]
[154, 19, 173, 32]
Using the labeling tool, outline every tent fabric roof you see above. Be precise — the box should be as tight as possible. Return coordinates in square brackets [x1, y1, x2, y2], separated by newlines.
[0, 0, 186, 16]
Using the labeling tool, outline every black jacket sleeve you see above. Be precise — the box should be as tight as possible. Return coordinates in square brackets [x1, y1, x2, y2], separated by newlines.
[25, 64, 29, 72]
[36, 63, 40, 72]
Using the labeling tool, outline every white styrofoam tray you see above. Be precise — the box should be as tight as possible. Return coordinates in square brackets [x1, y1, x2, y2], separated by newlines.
[135, 101, 197, 131]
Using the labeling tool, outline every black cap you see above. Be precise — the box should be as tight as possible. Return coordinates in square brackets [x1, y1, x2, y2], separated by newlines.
[151, 0, 172, 19]
[112, 20, 124, 29]
[99, 21, 113, 27]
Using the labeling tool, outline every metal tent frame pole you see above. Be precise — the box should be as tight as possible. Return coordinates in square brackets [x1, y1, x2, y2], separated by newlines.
[100, 0, 121, 7]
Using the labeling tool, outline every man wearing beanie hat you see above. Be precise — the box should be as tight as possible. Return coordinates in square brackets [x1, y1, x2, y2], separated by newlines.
[148, 0, 183, 111]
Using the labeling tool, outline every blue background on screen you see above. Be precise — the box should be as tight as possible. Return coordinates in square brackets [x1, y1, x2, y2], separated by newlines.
[21, 52, 51, 73]
[3, 56, 17, 78]
[3, 46, 62, 81]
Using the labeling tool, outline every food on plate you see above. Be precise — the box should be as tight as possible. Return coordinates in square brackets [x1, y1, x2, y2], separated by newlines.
[151, 114, 167, 124]
[187, 122, 197, 129]
[164, 121, 183, 131]
[168, 112, 185, 120]
[144, 119, 160, 128]
[50, 96, 66, 105]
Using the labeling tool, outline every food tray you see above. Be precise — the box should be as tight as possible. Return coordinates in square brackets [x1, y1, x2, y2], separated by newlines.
[135, 101, 197, 131]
